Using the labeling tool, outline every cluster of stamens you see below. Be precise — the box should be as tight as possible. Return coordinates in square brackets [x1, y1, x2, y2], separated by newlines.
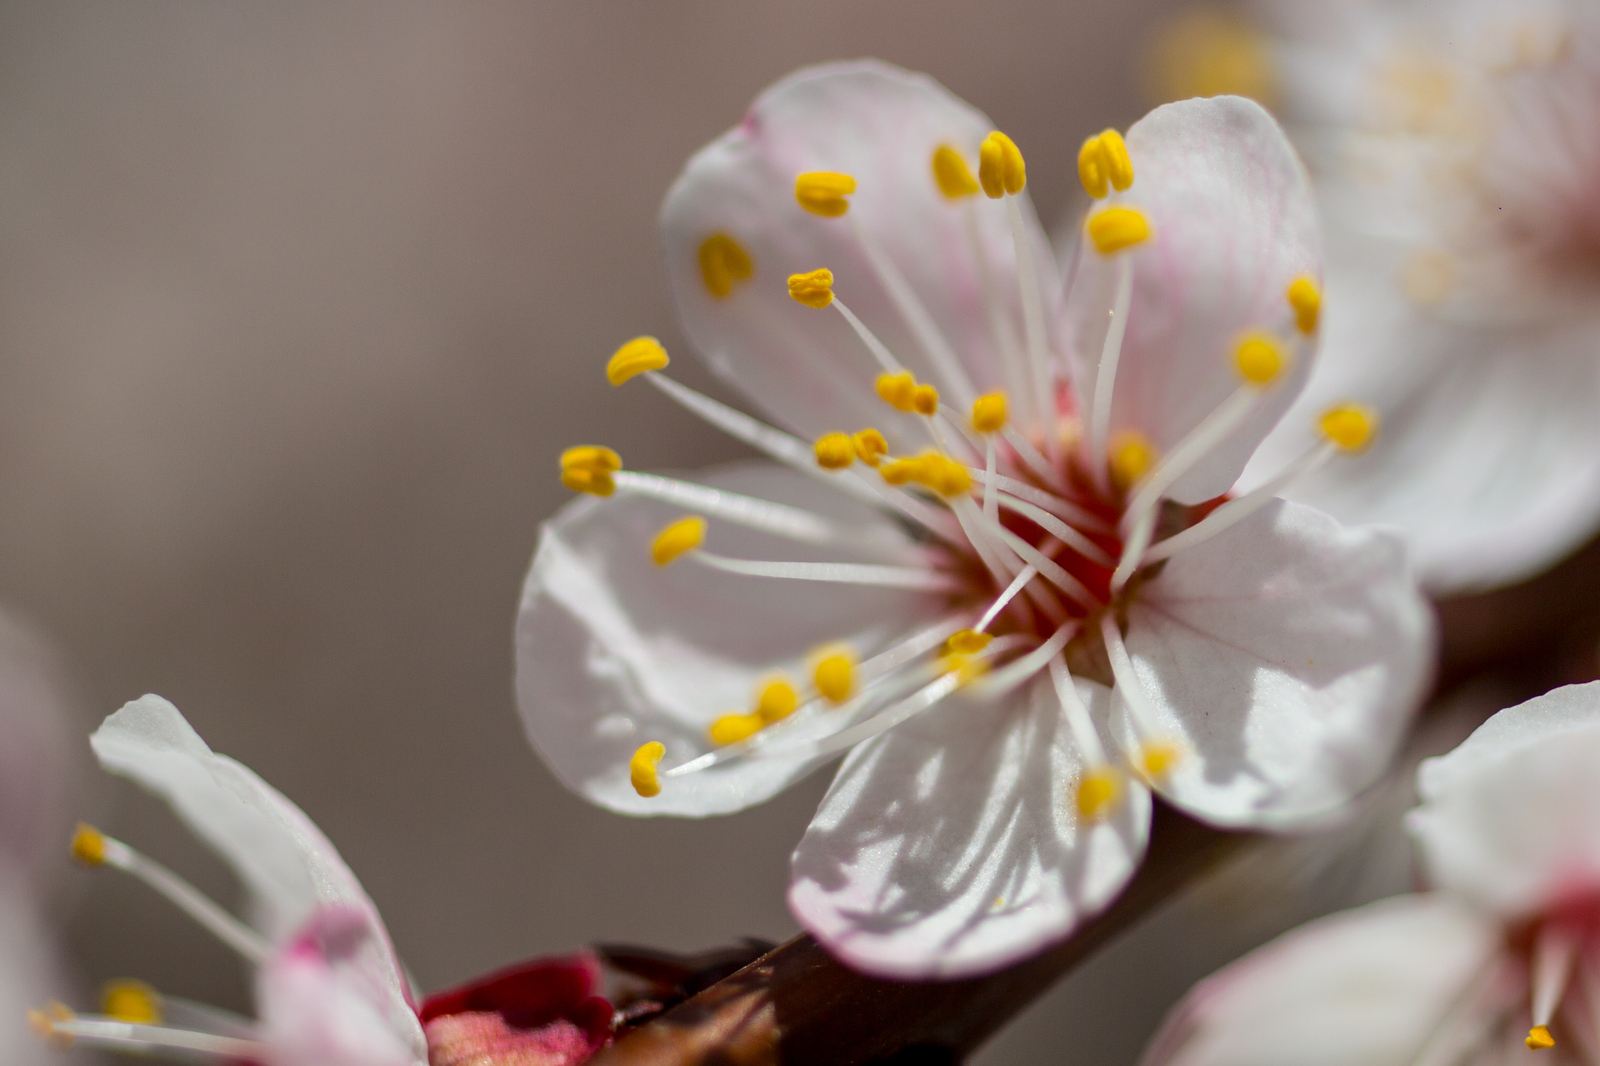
[560, 119, 1378, 820]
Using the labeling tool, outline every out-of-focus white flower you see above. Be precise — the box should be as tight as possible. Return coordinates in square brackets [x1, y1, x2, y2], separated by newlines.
[36, 695, 613, 1066]
[516, 59, 1432, 979]
[1141, 680, 1600, 1066]
[1237, 0, 1600, 592]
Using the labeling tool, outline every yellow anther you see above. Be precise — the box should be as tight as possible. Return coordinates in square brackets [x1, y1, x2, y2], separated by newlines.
[1087, 207, 1151, 255]
[1287, 276, 1321, 334]
[795, 172, 856, 217]
[1234, 333, 1288, 385]
[1109, 431, 1157, 490]
[1078, 130, 1134, 199]
[1076, 768, 1121, 821]
[978, 131, 1026, 198]
[876, 372, 917, 412]
[629, 742, 665, 797]
[29, 1003, 75, 1048]
[815, 432, 856, 470]
[1527, 1026, 1555, 1050]
[708, 713, 762, 747]
[932, 145, 980, 199]
[918, 454, 973, 497]
[560, 445, 622, 496]
[1319, 404, 1378, 452]
[70, 823, 106, 866]
[814, 649, 856, 704]
[1138, 742, 1182, 780]
[606, 336, 670, 386]
[911, 383, 940, 416]
[787, 268, 835, 309]
[947, 629, 993, 655]
[650, 516, 706, 567]
[698, 233, 754, 299]
[880, 457, 920, 486]
[852, 428, 889, 467]
[102, 980, 162, 1025]
[757, 678, 799, 724]
[971, 392, 1008, 433]
[940, 653, 990, 686]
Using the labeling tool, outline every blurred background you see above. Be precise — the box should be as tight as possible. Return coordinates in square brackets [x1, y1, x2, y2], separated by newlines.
[0, 2, 1451, 1063]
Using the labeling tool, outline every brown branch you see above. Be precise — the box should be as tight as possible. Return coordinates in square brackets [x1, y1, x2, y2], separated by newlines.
[590, 806, 1249, 1066]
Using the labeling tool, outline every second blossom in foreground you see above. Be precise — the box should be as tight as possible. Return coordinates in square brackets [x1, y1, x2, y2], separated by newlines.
[517, 60, 1433, 978]
[1141, 681, 1600, 1066]
[33, 695, 616, 1066]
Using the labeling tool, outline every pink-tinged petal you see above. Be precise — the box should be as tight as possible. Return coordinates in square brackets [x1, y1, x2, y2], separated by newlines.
[420, 954, 610, 1066]
[1411, 683, 1600, 918]
[1118, 499, 1432, 828]
[517, 461, 942, 817]
[1068, 95, 1319, 504]
[661, 60, 1060, 438]
[1244, 265, 1600, 593]
[258, 906, 428, 1066]
[0, 873, 73, 1066]
[1139, 894, 1500, 1066]
[789, 676, 1149, 979]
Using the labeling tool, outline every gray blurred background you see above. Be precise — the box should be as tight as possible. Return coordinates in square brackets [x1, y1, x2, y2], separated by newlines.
[0, 2, 1259, 1062]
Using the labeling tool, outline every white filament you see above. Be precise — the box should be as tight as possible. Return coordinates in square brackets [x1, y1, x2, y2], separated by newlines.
[993, 493, 1115, 567]
[1532, 925, 1579, 1026]
[614, 472, 876, 549]
[99, 835, 272, 965]
[1049, 657, 1107, 765]
[976, 565, 1039, 632]
[832, 296, 904, 375]
[692, 550, 964, 592]
[978, 621, 1078, 697]
[1006, 195, 1058, 445]
[48, 1017, 266, 1059]
[1089, 255, 1135, 491]
[1142, 444, 1335, 565]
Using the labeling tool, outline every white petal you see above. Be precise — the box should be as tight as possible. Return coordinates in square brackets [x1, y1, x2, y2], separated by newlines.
[1068, 96, 1320, 504]
[1244, 270, 1600, 593]
[1139, 894, 1500, 1066]
[1118, 498, 1432, 828]
[1410, 682, 1600, 917]
[661, 59, 1059, 438]
[258, 906, 427, 1066]
[516, 461, 944, 817]
[788, 675, 1149, 979]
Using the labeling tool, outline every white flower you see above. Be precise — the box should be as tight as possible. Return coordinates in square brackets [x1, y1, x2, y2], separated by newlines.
[1140, 680, 1600, 1066]
[36, 695, 613, 1066]
[516, 60, 1433, 979]
[1238, 0, 1600, 592]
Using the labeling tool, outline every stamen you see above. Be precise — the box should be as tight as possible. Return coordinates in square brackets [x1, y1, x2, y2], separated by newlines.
[757, 679, 799, 723]
[1109, 429, 1157, 492]
[69, 825, 272, 965]
[852, 428, 889, 467]
[1287, 276, 1321, 333]
[1320, 403, 1378, 451]
[33, 1012, 266, 1060]
[709, 714, 762, 747]
[1086, 207, 1151, 255]
[1001, 426, 1070, 492]
[877, 372, 917, 412]
[1078, 129, 1134, 200]
[797, 671, 966, 758]
[630, 742, 665, 797]
[844, 213, 977, 404]
[1005, 194, 1060, 459]
[699, 234, 754, 299]
[560, 445, 622, 496]
[787, 268, 835, 309]
[1137, 741, 1183, 781]
[1528, 925, 1578, 1048]
[880, 453, 973, 497]
[814, 433, 856, 470]
[650, 516, 707, 566]
[974, 565, 1038, 632]
[102, 980, 162, 1024]
[968, 469, 1110, 531]
[947, 629, 994, 654]
[606, 336, 670, 385]
[984, 434, 999, 525]
[1076, 768, 1122, 821]
[990, 522, 1097, 610]
[976, 621, 1078, 696]
[1048, 657, 1107, 765]
[691, 551, 966, 592]
[611, 471, 870, 549]
[814, 649, 856, 704]
[1234, 333, 1288, 385]
[991, 493, 1116, 567]
[971, 393, 1008, 434]
[978, 132, 1026, 198]
[795, 172, 856, 217]
[834, 297, 903, 375]
[911, 383, 940, 416]
[1099, 615, 1170, 750]
[1089, 254, 1136, 487]
[932, 145, 980, 199]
